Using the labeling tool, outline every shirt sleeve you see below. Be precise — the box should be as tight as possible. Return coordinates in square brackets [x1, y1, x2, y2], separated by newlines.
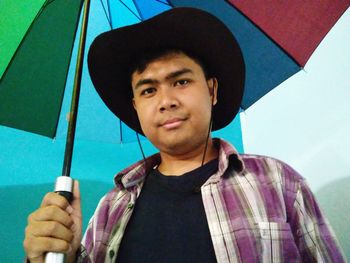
[75, 191, 112, 263]
[289, 177, 346, 262]
[75, 215, 96, 263]
[75, 244, 91, 263]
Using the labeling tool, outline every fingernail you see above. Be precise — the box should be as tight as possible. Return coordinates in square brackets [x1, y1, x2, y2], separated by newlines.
[66, 205, 73, 214]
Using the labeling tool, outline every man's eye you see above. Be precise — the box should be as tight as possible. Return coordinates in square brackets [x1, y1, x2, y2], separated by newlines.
[140, 87, 156, 96]
[175, 79, 190, 86]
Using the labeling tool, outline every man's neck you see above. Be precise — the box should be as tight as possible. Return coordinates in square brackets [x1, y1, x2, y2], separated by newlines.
[157, 139, 218, 176]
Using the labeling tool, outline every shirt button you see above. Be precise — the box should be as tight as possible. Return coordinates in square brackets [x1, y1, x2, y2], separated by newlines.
[109, 250, 115, 258]
[127, 203, 134, 209]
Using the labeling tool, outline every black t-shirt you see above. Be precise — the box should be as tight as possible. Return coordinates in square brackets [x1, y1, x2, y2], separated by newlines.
[116, 159, 219, 263]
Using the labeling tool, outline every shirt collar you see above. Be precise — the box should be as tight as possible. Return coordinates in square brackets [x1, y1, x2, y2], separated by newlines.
[114, 153, 160, 189]
[205, 138, 245, 184]
[114, 138, 244, 189]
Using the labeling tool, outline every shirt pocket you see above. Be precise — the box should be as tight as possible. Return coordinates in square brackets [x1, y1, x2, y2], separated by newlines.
[256, 222, 301, 263]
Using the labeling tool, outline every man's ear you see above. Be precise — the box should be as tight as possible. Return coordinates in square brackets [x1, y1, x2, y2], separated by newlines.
[132, 98, 137, 110]
[207, 77, 218, 106]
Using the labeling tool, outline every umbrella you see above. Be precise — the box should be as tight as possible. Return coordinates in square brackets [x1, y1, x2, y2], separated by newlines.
[0, 0, 349, 261]
[1, 0, 348, 160]
[2, 0, 349, 139]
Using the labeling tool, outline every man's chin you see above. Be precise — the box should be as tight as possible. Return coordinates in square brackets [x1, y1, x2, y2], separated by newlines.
[155, 136, 206, 156]
[150, 136, 186, 152]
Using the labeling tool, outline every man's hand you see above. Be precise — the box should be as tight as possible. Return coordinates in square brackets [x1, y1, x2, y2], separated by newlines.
[23, 180, 82, 263]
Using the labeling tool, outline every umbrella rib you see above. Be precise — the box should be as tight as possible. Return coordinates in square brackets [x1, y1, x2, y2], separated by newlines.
[155, 0, 171, 6]
[131, 0, 145, 21]
[118, 0, 142, 21]
[43, 0, 56, 8]
[99, 0, 113, 29]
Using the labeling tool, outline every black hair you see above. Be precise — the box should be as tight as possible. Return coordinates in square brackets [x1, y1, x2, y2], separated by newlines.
[129, 47, 212, 81]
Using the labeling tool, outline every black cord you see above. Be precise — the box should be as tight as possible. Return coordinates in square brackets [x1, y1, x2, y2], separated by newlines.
[136, 132, 147, 166]
[201, 86, 215, 166]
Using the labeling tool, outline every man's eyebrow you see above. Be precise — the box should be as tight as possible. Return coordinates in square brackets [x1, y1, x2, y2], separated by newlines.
[134, 78, 158, 90]
[134, 68, 193, 90]
[165, 68, 193, 80]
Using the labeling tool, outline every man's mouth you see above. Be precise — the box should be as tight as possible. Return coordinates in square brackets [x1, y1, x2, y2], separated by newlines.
[161, 117, 186, 130]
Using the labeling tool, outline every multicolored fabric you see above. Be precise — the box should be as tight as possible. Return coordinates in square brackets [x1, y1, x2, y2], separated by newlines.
[77, 139, 345, 263]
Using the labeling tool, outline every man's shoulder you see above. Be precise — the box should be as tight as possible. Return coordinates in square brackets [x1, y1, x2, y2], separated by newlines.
[236, 153, 305, 188]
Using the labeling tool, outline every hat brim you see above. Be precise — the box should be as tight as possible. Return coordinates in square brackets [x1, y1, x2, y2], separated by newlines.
[88, 7, 245, 135]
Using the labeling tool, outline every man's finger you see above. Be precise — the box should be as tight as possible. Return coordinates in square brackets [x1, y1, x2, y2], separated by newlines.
[26, 221, 74, 242]
[40, 192, 72, 212]
[71, 180, 81, 214]
[24, 236, 70, 259]
[28, 205, 73, 228]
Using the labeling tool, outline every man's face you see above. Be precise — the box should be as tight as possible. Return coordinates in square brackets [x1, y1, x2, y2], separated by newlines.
[131, 53, 217, 155]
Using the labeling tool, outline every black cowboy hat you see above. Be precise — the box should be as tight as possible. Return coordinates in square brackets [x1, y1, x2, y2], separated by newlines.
[88, 7, 245, 135]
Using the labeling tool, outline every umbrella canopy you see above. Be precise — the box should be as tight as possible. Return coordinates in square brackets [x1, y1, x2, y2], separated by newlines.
[1, 0, 348, 140]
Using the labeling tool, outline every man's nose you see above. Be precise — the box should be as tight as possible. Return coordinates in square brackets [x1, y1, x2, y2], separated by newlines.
[158, 87, 179, 112]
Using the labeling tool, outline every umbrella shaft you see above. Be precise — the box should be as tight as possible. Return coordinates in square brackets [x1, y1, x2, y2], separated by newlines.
[62, 0, 91, 177]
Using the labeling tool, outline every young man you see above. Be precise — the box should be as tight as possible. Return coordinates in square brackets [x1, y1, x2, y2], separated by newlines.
[24, 8, 345, 263]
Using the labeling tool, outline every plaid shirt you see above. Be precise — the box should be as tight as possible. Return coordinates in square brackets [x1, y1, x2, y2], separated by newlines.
[77, 139, 345, 263]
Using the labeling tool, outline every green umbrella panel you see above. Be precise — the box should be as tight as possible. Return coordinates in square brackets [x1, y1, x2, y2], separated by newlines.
[0, 0, 84, 137]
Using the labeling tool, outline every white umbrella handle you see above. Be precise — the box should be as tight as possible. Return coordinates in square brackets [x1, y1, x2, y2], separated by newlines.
[45, 176, 73, 263]
[45, 253, 65, 263]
